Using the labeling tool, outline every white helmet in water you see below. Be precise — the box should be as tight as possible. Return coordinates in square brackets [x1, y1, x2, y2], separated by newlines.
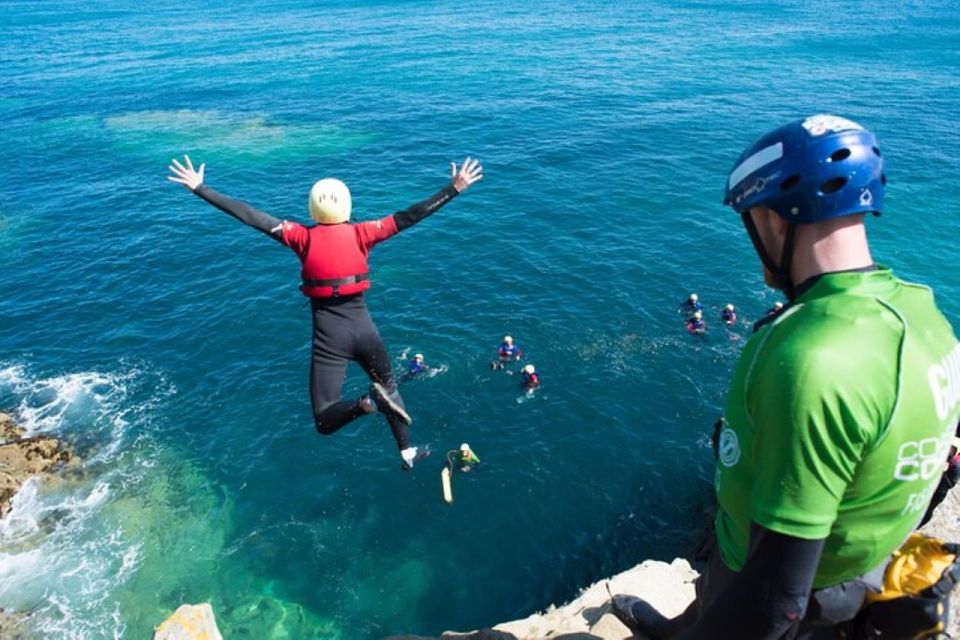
[414, 353, 424, 361]
[725, 303, 735, 311]
[503, 335, 513, 344]
[460, 443, 471, 452]
[523, 364, 535, 374]
[689, 293, 699, 302]
[309, 178, 352, 224]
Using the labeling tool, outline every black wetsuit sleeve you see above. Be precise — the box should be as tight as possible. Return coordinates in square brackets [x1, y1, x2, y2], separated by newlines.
[678, 525, 825, 640]
[194, 184, 284, 242]
[393, 185, 460, 232]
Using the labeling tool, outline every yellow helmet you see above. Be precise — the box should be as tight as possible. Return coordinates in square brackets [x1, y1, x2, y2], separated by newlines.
[309, 178, 352, 224]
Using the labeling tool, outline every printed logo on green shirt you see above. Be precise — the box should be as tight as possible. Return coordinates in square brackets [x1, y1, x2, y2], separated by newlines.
[928, 344, 960, 421]
[719, 426, 740, 467]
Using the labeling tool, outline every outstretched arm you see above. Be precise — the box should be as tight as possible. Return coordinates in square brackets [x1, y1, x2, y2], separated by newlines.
[167, 155, 284, 242]
[393, 157, 483, 231]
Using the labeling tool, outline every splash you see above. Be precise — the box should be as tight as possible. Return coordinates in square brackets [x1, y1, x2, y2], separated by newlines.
[0, 362, 335, 638]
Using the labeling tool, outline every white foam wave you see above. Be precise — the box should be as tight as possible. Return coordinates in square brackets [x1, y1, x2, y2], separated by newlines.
[2, 368, 128, 436]
[0, 361, 174, 639]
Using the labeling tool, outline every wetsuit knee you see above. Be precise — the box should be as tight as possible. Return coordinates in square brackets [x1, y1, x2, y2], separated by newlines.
[314, 417, 338, 435]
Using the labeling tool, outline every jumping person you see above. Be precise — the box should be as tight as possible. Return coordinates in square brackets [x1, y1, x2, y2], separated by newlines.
[168, 155, 483, 470]
[612, 115, 960, 638]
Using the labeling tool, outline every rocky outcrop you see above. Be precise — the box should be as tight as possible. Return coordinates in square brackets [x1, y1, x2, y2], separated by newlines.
[391, 496, 960, 640]
[154, 604, 223, 640]
[0, 608, 28, 640]
[0, 411, 71, 518]
[386, 559, 697, 640]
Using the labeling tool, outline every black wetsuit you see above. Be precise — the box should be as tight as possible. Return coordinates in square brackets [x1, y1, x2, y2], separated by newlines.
[194, 183, 457, 451]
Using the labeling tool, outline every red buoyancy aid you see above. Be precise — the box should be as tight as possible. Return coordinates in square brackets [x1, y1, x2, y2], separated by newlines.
[281, 216, 399, 298]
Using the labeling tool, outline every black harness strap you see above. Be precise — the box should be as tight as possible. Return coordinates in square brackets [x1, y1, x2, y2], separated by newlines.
[302, 273, 370, 297]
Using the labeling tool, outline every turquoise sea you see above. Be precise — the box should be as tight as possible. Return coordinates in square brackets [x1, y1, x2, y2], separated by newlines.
[2, 1, 959, 637]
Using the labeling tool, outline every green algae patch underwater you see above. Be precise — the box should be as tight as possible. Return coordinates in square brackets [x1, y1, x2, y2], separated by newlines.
[103, 110, 375, 164]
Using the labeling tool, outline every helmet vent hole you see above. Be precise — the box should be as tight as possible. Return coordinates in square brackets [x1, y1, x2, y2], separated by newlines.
[829, 148, 851, 162]
[873, 146, 882, 157]
[780, 175, 801, 191]
[820, 177, 847, 194]
[881, 174, 887, 186]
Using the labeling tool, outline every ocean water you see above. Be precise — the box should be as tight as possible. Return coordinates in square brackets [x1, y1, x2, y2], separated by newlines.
[2, 0, 959, 637]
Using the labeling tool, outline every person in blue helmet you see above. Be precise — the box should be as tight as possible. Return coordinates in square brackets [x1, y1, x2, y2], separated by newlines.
[686, 309, 706, 334]
[612, 115, 959, 639]
[721, 303, 737, 326]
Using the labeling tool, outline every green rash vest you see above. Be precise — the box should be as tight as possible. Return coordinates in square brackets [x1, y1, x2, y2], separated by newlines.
[714, 268, 960, 589]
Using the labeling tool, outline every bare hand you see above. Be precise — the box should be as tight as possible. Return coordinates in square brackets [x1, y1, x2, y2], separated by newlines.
[167, 155, 205, 191]
[450, 157, 483, 193]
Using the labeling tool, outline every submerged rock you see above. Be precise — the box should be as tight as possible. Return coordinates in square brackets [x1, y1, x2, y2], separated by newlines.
[0, 411, 71, 518]
[154, 604, 222, 640]
[386, 559, 697, 640]
[395, 504, 960, 640]
[0, 412, 20, 441]
[220, 593, 343, 639]
[0, 608, 28, 639]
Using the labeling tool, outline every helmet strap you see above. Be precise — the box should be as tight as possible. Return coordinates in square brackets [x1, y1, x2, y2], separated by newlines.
[741, 212, 798, 301]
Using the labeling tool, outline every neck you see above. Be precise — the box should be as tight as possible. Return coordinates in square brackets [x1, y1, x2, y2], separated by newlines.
[789, 216, 874, 286]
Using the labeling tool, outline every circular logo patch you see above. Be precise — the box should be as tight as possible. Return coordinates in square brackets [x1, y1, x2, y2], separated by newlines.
[719, 428, 740, 467]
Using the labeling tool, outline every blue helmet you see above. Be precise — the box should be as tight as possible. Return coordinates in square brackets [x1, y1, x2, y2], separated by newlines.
[724, 115, 886, 224]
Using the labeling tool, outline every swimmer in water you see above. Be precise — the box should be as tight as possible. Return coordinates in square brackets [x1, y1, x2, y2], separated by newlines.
[721, 303, 737, 326]
[408, 353, 426, 376]
[765, 301, 785, 317]
[686, 310, 706, 334]
[521, 364, 540, 389]
[491, 335, 523, 369]
[447, 443, 481, 472]
[682, 293, 702, 313]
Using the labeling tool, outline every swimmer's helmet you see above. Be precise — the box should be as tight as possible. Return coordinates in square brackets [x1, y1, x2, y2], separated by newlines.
[309, 178, 352, 224]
